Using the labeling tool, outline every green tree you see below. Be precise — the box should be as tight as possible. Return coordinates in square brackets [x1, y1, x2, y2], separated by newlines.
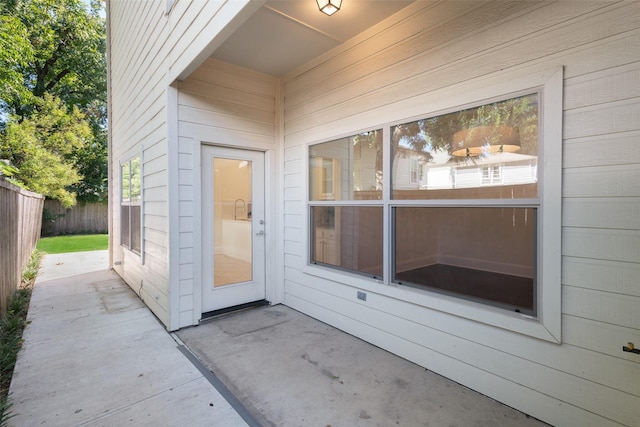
[0, 0, 106, 122]
[0, 94, 90, 207]
[72, 125, 107, 201]
[0, 0, 107, 201]
[0, 14, 34, 123]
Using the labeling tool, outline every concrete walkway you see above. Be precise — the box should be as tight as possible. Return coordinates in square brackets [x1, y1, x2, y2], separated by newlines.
[8, 251, 247, 426]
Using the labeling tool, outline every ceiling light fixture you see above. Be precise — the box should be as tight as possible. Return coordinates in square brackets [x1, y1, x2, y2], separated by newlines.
[316, 0, 342, 16]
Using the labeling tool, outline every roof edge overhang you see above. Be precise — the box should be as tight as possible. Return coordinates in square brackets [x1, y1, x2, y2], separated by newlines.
[169, 0, 265, 83]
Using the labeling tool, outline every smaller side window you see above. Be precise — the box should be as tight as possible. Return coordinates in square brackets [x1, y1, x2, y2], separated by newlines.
[121, 157, 141, 253]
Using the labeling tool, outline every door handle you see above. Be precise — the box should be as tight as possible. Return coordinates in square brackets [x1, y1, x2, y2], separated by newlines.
[256, 230, 264, 236]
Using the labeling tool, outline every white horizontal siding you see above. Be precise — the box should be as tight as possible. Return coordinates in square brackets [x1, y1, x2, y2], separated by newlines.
[563, 198, 640, 230]
[564, 130, 640, 168]
[109, 0, 172, 326]
[282, 1, 640, 426]
[175, 58, 278, 327]
[285, 1, 636, 140]
[563, 228, 640, 264]
[564, 256, 640, 297]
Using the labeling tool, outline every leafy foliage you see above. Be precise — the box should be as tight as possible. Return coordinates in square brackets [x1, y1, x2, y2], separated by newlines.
[0, 0, 106, 122]
[0, 0, 107, 203]
[0, 249, 42, 426]
[0, 14, 34, 120]
[0, 94, 90, 207]
[0, 161, 18, 178]
[72, 126, 107, 201]
[392, 94, 539, 161]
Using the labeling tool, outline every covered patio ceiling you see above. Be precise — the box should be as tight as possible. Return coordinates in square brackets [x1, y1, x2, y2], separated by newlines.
[211, 0, 414, 77]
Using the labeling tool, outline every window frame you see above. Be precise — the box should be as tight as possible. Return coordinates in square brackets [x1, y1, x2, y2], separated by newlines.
[304, 68, 562, 342]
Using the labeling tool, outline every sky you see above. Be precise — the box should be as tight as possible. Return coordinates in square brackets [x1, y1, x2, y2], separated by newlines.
[82, 0, 106, 18]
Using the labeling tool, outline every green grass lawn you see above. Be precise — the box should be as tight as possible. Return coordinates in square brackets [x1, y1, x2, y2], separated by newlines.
[36, 234, 108, 254]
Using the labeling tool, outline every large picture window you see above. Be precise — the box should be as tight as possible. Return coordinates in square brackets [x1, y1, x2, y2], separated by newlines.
[121, 157, 141, 253]
[306, 68, 562, 341]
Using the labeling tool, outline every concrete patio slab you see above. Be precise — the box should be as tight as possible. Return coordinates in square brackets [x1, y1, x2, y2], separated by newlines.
[177, 306, 548, 427]
[9, 251, 247, 427]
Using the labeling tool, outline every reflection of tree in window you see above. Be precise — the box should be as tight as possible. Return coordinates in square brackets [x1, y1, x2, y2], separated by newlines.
[352, 131, 383, 194]
[392, 94, 538, 160]
[121, 162, 131, 201]
[392, 93, 538, 199]
[130, 157, 141, 200]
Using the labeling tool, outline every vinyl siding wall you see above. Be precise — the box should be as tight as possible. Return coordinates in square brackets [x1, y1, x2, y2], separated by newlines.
[281, 2, 640, 426]
[109, 0, 170, 324]
[176, 58, 279, 328]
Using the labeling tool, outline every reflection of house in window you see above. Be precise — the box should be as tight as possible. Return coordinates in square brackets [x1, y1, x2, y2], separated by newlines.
[321, 158, 335, 198]
[457, 153, 536, 189]
[482, 166, 501, 185]
[310, 131, 383, 201]
[392, 151, 429, 190]
[309, 130, 384, 278]
[310, 156, 340, 200]
[412, 152, 537, 191]
[410, 157, 419, 184]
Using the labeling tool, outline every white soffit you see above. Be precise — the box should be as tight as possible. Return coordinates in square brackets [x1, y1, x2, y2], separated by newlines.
[211, 0, 414, 77]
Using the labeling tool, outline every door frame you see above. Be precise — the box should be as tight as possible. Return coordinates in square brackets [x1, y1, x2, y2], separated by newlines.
[193, 142, 280, 323]
[200, 145, 266, 313]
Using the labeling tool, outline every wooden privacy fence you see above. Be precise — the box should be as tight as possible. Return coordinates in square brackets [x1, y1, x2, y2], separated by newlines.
[42, 199, 108, 236]
[0, 178, 44, 315]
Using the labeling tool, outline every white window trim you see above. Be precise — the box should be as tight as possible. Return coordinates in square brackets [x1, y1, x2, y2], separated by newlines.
[303, 67, 563, 343]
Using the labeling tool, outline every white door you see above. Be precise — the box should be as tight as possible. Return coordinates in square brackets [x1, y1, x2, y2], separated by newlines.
[201, 145, 266, 313]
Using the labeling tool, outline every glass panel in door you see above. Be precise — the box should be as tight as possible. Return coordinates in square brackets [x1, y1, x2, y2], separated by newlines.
[213, 157, 253, 287]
